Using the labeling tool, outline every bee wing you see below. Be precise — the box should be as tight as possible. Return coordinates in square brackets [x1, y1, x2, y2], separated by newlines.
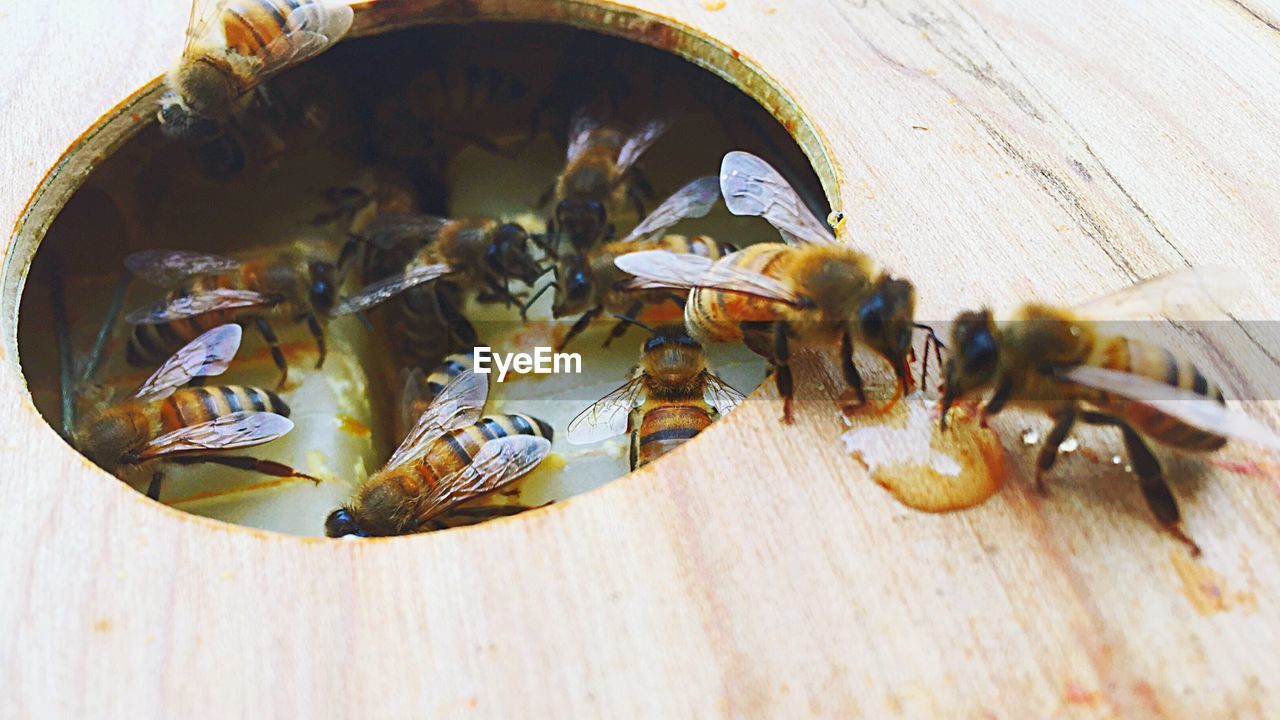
[614, 250, 801, 304]
[566, 376, 646, 444]
[385, 369, 489, 470]
[124, 249, 240, 287]
[703, 373, 747, 416]
[720, 151, 836, 246]
[183, 0, 230, 56]
[134, 324, 243, 402]
[414, 435, 552, 524]
[1063, 365, 1280, 450]
[125, 288, 276, 324]
[362, 213, 451, 250]
[621, 176, 720, 243]
[138, 411, 293, 458]
[330, 263, 456, 316]
[248, 1, 355, 81]
[566, 109, 600, 164]
[1071, 266, 1242, 321]
[398, 367, 432, 438]
[616, 118, 671, 174]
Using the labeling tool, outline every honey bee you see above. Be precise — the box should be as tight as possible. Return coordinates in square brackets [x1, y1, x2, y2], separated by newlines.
[548, 176, 731, 349]
[73, 324, 311, 499]
[940, 267, 1280, 554]
[124, 246, 339, 388]
[324, 369, 554, 537]
[567, 323, 744, 469]
[331, 215, 545, 330]
[548, 112, 670, 254]
[616, 152, 923, 423]
[159, 0, 355, 141]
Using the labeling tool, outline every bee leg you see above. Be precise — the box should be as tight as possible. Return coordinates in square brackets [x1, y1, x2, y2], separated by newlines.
[839, 328, 866, 415]
[603, 302, 643, 348]
[629, 169, 654, 216]
[774, 322, 795, 424]
[304, 314, 326, 369]
[146, 471, 165, 501]
[1035, 407, 1078, 496]
[537, 184, 556, 210]
[629, 429, 639, 471]
[558, 306, 604, 352]
[1081, 411, 1201, 556]
[167, 455, 321, 485]
[249, 316, 288, 389]
[980, 376, 1014, 428]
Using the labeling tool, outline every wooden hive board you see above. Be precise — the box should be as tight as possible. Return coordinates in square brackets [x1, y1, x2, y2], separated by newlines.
[2, 0, 1279, 717]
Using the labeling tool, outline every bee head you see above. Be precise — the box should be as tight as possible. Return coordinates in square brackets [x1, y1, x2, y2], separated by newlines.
[324, 507, 368, 538]
[308, 261, 338, 314]
[157, 91, 221, 142]
[555, 198, 607, 252]
[488, 223, 542, 285]
[551, 255, 593, 318]
[857, 276, 917, 391]
[941, 309, 1000, 426]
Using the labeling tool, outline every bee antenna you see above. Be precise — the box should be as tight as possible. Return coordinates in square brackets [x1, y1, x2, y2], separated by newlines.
[609, 313, 654, 333]
[336, 234, 365, 284]
[81, 273, 132, 385]
[49, 258, 77, 440]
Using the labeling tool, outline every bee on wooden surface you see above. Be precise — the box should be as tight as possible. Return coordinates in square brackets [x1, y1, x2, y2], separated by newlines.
[548, 112, 669, 255]
[73, 324, 312, 499]
[940, 268, 1280, 554]
[159, 0, 355, 141]
[567, 323, 744, 469]
[547, 176, 732, 350]
[124, 246, 339, 388]
[324, 369, 554, 537]
[616, 152, 925, 423]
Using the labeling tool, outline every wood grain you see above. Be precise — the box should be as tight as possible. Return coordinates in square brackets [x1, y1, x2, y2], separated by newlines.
[2, 1, 1279, 717]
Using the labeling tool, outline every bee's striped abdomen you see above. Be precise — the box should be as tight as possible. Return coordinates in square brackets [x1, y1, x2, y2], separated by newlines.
[222, 1, 300, 58]
[153, 385, 290, 436]
[635, 403, 712, 469]
[425, 353, 475, 398]
[687, 243, 791, 343]
[126, 274, 247, 367]
[1093, 337, 1227, 452]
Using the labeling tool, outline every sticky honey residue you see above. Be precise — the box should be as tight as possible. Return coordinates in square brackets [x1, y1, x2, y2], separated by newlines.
[1169, 551, 1258, 615]
[842, 393, 1005, 512]
[1212, 456, 1280, 479]
[337, 414, 371, 437]
[163, 476, 312, 507]
[704, 0, 726, 10]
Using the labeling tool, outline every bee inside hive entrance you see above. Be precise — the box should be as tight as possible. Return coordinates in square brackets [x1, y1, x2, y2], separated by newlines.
[17, 22, 826, 537]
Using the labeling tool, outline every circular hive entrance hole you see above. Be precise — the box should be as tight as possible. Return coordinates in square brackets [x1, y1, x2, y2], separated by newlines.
[15, 17, 831, 536]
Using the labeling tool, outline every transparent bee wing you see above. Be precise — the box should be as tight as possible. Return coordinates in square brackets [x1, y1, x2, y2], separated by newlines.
[566, 376, 646, 444]
[615, 250, 801, 304]
[1071, 266, 1242, 322]
[252, 1, 355, 80]
[134, 324, 243, 403]
[183, 0, 230, 56]
[703, 372, 747, 416]
[330, 263, 456, 316]
[124, 249, 240, 287]
[361, 213, 451, 250]
[621, 176, 720, 243]
[138, 411, 293, 458]
[414, 435, 553, 524]
[385, 369, 489, 471]
[616, 118, 670, 174]
[125, 288, 276, 324]
[566, 109, 600, 164]
[399, 367, 432, 440]
[720, 151, 836, 246]
[1063, 365, 1280, 450]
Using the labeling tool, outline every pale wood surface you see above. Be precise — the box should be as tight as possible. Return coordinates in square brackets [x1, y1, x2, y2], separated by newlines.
[3, 1, 1280, 718]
